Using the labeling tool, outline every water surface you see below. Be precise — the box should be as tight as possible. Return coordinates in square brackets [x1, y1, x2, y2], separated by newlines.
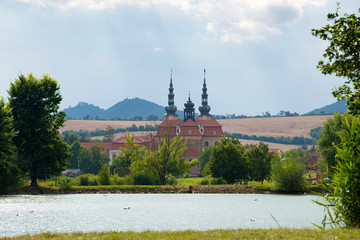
[0, 194, 324, 237]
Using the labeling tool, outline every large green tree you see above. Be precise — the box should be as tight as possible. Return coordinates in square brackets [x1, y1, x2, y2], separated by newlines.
[67, 140, 83, 169]
[124, 132, 197, 185]
[312, 6, 360, 114]
[317, 113, 353, 175]
[0, 98, 22, 193]
[8, 73, 71, 186]
[247, 141, 277, 184]
[78, 144, 109, 174]
[208, 138, 249, 184]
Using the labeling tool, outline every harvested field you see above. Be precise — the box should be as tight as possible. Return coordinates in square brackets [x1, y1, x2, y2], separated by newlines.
[62, 116, 330, 138]
[218, 115, 331, 138]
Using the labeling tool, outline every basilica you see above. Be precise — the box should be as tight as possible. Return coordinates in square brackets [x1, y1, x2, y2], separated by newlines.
[155, 70, 225, 175]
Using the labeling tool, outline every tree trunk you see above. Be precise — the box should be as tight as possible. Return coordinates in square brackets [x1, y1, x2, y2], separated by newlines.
[30, 174, 37, 187]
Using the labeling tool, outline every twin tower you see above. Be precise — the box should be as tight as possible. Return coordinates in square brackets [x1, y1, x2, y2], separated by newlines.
[164, 69, 211, 122]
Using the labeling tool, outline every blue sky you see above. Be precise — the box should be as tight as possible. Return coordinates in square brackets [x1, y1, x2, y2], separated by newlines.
[0, 0, 358, 115]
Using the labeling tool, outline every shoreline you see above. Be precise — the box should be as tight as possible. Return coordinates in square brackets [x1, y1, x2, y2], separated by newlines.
[4, 185, 322, 195]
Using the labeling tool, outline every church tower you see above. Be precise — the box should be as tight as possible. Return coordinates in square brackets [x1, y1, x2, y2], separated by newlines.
[198, 69, 212, 120]
[164, 71, 178, 120]
[184, 93, 195, 122]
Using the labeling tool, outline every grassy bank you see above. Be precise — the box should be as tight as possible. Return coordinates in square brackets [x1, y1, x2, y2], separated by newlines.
[2, 229, 360, 240]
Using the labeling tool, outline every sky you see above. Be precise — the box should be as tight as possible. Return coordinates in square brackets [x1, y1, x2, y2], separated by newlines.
[0, 0, 358, 116]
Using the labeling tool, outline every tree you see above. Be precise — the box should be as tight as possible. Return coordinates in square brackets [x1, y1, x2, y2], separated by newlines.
[111, 154, 131, 177]
[271, 151, 307, 192]
[198, 146, 214, 174]
[146, 114, 158, 121]
[63, 131, 80, 145]
[208, 138, 249, 184]
[0, 98, 22, 193]
[312, 6, 360, 114]
[67, 140, 82, 169]
[103, 125, 115, 142]
[317, 117, 360, 228]
[78, 144, 109, 174]
[247, 141, 277, 184]
[317, 113, 353, 175]
[8, 73, 71, 186]
[124, 132, 197, 185]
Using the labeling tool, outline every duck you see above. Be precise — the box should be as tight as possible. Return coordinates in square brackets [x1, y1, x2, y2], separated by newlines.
[124, 207, 130, 210]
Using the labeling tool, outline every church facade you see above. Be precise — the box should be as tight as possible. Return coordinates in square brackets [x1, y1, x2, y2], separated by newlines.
[155, 70, 225, 175]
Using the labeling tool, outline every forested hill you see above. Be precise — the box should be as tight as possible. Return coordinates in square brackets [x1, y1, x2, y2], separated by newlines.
[307, 99, 347, 115]
[63, 98, 184, 120]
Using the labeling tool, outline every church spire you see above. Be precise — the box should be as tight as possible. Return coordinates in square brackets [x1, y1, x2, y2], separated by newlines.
[184, 92, 195, 122]
[165, 70, 178, 117]
[199, 69, 211, 117]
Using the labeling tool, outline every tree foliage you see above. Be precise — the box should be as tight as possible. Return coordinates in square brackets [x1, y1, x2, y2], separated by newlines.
[208, 138, 249, 184]
[67, 140, 82, 169]
[199, 146, 214, 174]
[317, 113, 353, 175]
[8, 73, 70, 186]
[78, 144, 109, 174]
[316, 117, 360, 228]
[271, 151, 307, 192]
[0, 98, 22, 193]
[124, 132, 197, 185]
[312, 6, 360, 114]
[247, 141, 278, 184]
[103, 125, 115, 142]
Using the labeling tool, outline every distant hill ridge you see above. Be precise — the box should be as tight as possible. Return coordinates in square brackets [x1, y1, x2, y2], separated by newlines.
[63, 98, 184, 120]
[63, 98, 348, 120]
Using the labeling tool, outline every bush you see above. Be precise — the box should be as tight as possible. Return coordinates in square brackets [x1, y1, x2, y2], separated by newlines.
[166, 176, 178, 185]
[124, 175, 135, 185]
[97, 166, 111, 185]
[132, 172, 159, 185]
[271, 152, 307, 192]
[79, 175, 89, 186]
[111, 174, 125, 185]
[210, 178, 227, 185]
[58, 176, 74, 190]
[200, 178, 210, 185]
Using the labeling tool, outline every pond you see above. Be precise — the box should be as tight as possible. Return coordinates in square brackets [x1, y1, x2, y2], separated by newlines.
[0, 193, 325, 237]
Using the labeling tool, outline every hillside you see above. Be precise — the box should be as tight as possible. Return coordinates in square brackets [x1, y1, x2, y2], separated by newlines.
[307, 99, 347, 115]
[63, 98, 184, 120]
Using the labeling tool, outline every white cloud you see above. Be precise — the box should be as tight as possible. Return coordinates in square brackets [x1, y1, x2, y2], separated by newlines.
[153, 46, 162, 52]
[15, 0, 328, 42]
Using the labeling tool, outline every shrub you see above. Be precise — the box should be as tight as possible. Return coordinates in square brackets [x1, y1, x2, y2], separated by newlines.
[58, 176, 74, 190]
[124, 175, 135, 185]
[79, 175, 89, 186]
[132, 172, 159, 185]
[210, 178, 227, 185]
[97, 166, 111, 185]
[166, 176, 178, 185]
[200, 178, 210, 185]
[111, 174, 125, 185]
[271, 152, 307, 192]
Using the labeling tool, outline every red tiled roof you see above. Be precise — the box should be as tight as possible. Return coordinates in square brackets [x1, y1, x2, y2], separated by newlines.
[184, 147, 200, 156]
[156, 119, 224, 137]
[80, 142, 125, 153]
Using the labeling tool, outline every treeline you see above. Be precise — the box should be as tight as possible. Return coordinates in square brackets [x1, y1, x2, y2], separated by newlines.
[225, 132, 316, 145]
[69, 114, 160, 121]
[212, 110, 301, 119]
[62, 124, 159, 140]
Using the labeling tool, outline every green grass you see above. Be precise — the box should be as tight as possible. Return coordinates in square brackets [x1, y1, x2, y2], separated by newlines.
[2, 229, 360, 240]
[177, 178, 204, 186]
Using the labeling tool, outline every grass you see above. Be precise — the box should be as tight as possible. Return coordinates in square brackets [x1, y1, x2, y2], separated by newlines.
[177, 178, 204, 186]
[2, 229, 360, 240]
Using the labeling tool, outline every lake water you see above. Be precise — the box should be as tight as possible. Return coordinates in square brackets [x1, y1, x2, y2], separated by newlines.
[0, 193, 325, 237]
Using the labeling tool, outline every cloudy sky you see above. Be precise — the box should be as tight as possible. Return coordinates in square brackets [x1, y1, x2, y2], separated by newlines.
[0, 0, 358, 115]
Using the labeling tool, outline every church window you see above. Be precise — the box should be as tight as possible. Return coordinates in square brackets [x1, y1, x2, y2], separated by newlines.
[188, 130, 192, 135]
[112, 153, 117, 159]
[205, 141, 209, 147]
[213, 131, 217, 135]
